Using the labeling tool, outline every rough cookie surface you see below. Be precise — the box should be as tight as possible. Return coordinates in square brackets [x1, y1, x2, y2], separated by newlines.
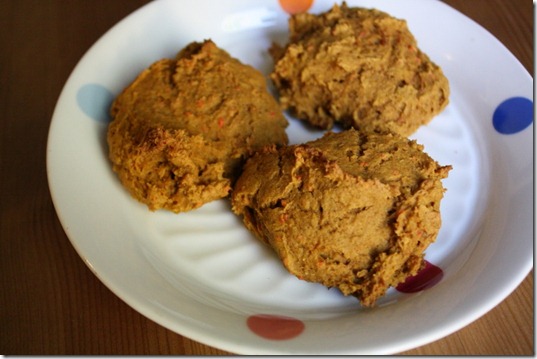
[270, 2, 450, 136]
[231, 129, 451, 306]
[107, 40, 288, 213]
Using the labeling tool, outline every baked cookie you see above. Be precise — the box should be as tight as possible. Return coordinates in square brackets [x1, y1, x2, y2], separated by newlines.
[108, 40, 288, 213]
[231, 128, 451, 306]
[270, 2, 450, 136]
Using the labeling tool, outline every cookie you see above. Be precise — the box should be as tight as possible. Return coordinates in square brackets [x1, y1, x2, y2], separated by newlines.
[231, 128, 451, 306]
[107, 40, 288, 213]
[270, 2, 450, 136]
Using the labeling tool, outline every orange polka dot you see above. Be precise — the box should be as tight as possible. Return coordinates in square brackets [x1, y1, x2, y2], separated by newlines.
[278, 0, 313, 14]
[247, 314, 305, 340]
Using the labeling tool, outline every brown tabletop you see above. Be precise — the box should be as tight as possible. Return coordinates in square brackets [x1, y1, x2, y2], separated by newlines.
[1, 0, 533, 355]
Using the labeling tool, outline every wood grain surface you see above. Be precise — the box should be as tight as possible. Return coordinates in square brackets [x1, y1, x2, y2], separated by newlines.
[0, 0, 533, 355]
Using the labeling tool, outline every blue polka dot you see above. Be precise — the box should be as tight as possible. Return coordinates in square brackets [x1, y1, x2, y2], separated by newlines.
[76, 83, 114, 123]
[492, 97, 533, 134]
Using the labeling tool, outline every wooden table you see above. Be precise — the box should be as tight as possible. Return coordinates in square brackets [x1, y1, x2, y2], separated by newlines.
[1, 0, 532, 355]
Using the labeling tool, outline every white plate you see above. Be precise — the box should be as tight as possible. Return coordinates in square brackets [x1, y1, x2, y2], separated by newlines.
[47, 0, 533, 354]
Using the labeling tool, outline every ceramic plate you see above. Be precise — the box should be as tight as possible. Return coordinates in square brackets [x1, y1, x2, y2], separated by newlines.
[47, 0, 533, 354]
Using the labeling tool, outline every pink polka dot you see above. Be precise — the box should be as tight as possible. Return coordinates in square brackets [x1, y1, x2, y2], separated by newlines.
[247, 314, 305, 340]
[396, 260, 444, 293]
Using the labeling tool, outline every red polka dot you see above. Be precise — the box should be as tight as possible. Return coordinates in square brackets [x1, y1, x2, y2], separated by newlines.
[278, 0, 313, 14]
[396, 260, 444, 293]
[247, 314, 305, 340]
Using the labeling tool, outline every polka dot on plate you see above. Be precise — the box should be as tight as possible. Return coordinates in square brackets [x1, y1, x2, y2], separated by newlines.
[492, 97, 533, 134]
[76, 83, 114, 123]
[247, 314, 305, 340]
[396, 260, 444, 293]
[278, 0, 313, 14]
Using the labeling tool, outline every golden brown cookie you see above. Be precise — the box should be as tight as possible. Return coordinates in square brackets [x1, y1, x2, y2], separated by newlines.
[270, 2, 450, 136]
[108, 40, 288, 213]
[231, 128, 451, 306]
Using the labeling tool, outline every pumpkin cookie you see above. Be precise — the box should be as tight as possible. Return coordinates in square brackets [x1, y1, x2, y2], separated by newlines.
[108, 40, 288, 213]
[231, 128, 450, 306]
[270, 2, 449, 136]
